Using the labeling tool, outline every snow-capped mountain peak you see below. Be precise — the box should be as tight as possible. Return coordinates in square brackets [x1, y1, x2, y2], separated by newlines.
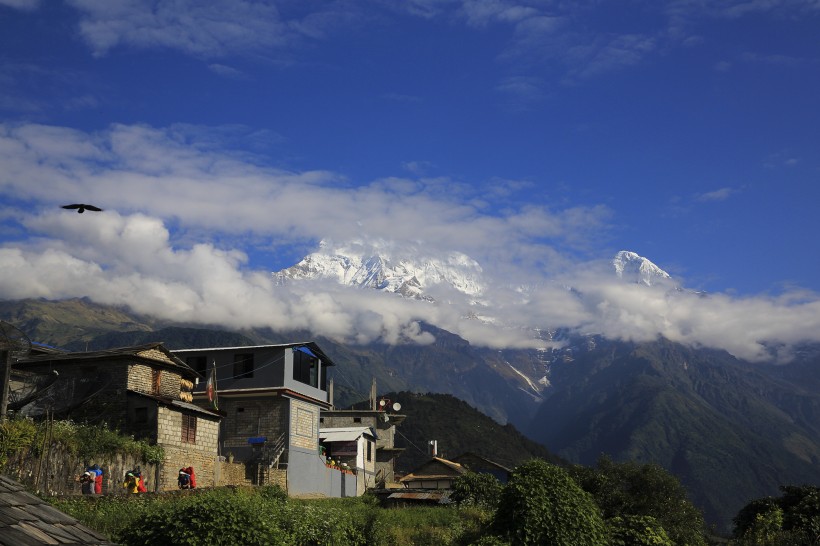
[612, 250, 672, 286]
[273, 240, 485, 299]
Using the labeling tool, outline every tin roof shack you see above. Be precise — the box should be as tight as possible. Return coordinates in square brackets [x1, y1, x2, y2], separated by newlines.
[399, 457, 468, 490]
[0, 474, 116, 545]
[320, 405, 406, 488]
[319, 426, 377, 496]
[16, 343, 222, 491]
[451, 452, 512, 483]
[174, 342, 355, 498]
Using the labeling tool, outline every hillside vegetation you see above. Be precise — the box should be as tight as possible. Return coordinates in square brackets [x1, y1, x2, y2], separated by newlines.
[382, 391, 561, 472]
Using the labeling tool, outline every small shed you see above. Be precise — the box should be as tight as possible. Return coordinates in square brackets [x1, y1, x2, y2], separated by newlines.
[399, 457, 467, 490]
[451, 452, 513, 483]
[320, 426, 377, 495]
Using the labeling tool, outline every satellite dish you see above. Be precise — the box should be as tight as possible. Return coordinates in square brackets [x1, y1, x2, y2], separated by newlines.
[379, 399, 386, 407]
[392, 402, 402, 412]
[0, 321, 31, 360]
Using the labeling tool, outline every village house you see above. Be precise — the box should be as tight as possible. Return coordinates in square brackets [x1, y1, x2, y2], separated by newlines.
[15, 343, 221, 491]
[173, 342, 357, 497]
[399, 456, 467, 490]
[451, 452, 513, 483]
[319, 383, 406, 489]
[318, 426, 377, 496]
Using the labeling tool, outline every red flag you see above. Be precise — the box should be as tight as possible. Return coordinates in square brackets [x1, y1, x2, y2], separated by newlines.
[206, 360, 218, 410]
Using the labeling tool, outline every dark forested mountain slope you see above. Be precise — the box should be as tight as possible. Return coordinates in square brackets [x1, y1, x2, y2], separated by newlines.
[381, 391, 562, 473]
[528, 338, 820, 532]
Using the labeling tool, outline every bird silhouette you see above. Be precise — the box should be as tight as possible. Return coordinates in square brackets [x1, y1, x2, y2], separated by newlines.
[62, 204, 103, 213]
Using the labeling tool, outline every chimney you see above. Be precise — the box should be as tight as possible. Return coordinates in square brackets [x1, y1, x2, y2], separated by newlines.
[428, 440, 438, 457]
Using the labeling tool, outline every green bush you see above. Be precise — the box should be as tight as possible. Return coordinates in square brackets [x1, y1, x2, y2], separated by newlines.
[568, 456, 706, 546]
[452, 472, 503, 510]
[493, 459, 607, 546]
[114, 488, 289, 545]
[607, 515, 672, 546]
[0, 417, 37, 468]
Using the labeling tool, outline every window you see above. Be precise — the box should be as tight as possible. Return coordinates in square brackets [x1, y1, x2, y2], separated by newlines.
[367, 439, 372, 462]
[186, 356, 207, 376]
[293, 349, 320, 388]
[181, 414, 197, 444]
[134, 407, 148, 424]
[151, 369, 162, 395]
[353, 417, 362, 423]
[233, 353, 254, 379]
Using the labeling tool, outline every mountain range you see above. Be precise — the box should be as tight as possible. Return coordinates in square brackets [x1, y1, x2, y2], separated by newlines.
[2, 247, 819, 534]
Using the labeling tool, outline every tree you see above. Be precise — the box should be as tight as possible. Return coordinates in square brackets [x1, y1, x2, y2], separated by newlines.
[735, 485, 820, 545]
[568, 456, 707, 546]
[452, 472, 503, 510]
[493, 459, 607, 546]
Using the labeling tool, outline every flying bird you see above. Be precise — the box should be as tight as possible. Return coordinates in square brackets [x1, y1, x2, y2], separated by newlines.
[62, 204, 103, 213]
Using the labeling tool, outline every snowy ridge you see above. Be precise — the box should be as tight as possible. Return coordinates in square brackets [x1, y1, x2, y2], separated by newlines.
[274, 244, 674, 301]
[273, 240, 485, 299]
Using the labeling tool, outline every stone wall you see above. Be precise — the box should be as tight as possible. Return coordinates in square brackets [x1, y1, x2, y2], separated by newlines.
[5, 445, 158, 496]
[290, 399, 318, 451]
[220, 396, 288, 461]
[128, 363, 182, 399]
[155, 405, 220, 490]
[214, 461, 287, 491]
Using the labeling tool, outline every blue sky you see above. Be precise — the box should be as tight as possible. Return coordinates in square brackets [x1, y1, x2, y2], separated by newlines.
[1, 0, 819, 359]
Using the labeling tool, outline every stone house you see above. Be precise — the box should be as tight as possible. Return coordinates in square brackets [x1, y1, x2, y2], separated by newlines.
[173, 342, 356, 497]
[15, 343, 221, 491]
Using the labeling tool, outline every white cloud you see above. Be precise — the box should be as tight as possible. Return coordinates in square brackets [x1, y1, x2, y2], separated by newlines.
[0, 0, 40, 10]
[696, 187, 737, 202]
[1, 122, 819, 362]
[66, 0, 296, 58]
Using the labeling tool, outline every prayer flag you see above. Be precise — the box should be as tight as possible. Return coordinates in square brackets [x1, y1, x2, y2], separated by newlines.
[206, 360, 218, 410]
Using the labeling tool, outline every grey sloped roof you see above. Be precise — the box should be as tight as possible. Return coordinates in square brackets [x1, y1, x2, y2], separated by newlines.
[18, 342, 196, 378]
[0, 474, 117, 545]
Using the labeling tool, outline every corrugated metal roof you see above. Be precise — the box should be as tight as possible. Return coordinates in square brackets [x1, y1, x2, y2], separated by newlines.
[0, 474, 117, 545]
[387, 490, 452, 504]
[319, 426, 377, 442]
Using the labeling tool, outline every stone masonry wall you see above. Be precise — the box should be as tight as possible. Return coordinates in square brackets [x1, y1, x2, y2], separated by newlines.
[290, 399, 318, 451]
[6, 445, 158, 496]
[156, 405, 219, 490]
[128, 363, 182, 399]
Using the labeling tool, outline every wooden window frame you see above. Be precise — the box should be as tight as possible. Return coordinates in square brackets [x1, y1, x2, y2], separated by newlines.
[181, 414, 197, 444]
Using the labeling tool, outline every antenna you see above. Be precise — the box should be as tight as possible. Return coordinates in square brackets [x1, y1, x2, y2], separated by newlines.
[0, 321, 32, 421]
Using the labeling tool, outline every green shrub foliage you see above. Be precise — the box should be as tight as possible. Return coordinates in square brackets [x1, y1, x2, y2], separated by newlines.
[114, 487, 289, 545]
[734, 485, 820, 545]
[452, 472, 503, 510]
[607, 515, 672, 546]
[493, 458, 607, 546]
[0, 417, 37, 468]
[568, 456, 707, 546]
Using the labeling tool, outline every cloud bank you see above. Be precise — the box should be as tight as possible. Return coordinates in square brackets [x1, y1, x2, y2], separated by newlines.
[1, 122, 819, 362]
